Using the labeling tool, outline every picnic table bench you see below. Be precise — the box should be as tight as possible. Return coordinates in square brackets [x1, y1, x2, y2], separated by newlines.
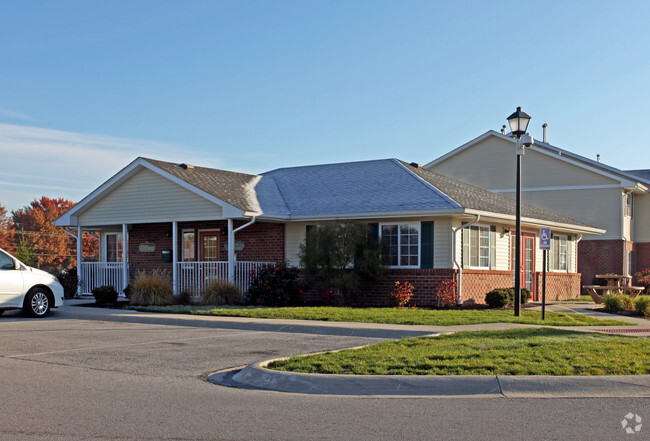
[582, 274, 645, 304]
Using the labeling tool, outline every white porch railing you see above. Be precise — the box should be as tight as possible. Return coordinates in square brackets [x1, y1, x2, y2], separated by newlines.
[177, 261, 274, 297]
[80, 262, 128, 295]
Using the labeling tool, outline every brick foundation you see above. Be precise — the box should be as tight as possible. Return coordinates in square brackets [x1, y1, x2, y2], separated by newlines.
[534, 272, 582, 300]
[459, 270, 513, 304]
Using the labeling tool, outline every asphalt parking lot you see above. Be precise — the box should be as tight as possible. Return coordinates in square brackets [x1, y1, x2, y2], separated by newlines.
[0, 304, 646, 440]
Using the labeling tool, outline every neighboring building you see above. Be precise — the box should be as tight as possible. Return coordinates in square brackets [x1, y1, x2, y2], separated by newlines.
[54, 157, 603, 305]
[425, 130, 649, 286]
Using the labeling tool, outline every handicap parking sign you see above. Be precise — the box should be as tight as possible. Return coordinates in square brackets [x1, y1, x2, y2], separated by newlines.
[540, 227, 551, 250]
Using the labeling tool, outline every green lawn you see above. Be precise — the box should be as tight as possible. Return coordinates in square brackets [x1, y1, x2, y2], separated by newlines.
[560, 295, 594, 302]
[268, 328, 649, 376]
[129, 305, 631, 326]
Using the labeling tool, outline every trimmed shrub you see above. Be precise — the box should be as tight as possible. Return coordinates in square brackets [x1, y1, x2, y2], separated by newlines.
[390, 281, 414, 308]
[248, 262, 304, 306]
[603, 292, 634, 312]
[485, 289, 511, 308]
[200, 280, 242, 305]
[92, 285, 118, 304]
[634, 296, 650, 317]
[484, 287, 532, 308]
[55, 268, 78, 299]
[174, 289, 194, 305]
[129, 269, 174, 306]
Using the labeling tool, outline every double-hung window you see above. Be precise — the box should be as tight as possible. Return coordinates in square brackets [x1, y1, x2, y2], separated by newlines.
[465, 225, 490, 268]
[105, 233, 123, 263]
[380, 223, 419, 267]
[550, 235, 568, 271]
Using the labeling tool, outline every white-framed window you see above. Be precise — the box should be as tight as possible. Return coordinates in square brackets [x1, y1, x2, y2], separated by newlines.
[105, 233, 123, 263]
[465, 225, 490, 269]
[380, 223, 420, 268]
[182, 229, 196, 262]
[550, 235, 568, 272]
[625, 193, 634, 218]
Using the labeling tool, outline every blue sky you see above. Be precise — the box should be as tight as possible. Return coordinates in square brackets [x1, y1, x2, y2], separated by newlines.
[1, 0, 649, 212]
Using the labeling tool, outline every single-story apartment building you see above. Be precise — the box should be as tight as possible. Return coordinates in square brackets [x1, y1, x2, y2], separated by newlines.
[54, 157, 604, 305]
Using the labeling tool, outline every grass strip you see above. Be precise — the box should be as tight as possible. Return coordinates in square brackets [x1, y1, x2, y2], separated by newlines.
[130, 305, 632, 326]
[269, 328, 650, 375]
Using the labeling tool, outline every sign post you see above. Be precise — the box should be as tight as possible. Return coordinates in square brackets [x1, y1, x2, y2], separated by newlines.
[539, 228, 551, 320]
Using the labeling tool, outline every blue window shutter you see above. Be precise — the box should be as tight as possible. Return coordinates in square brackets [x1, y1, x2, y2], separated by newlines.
[421, 221, 434, 269]
[369, 223, 379, 240]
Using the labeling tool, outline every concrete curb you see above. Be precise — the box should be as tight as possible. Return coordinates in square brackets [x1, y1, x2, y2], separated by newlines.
[208, 362, 650, 397]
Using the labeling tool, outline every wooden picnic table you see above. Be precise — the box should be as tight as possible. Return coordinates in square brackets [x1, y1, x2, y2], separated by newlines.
[582, 274, 645, 303]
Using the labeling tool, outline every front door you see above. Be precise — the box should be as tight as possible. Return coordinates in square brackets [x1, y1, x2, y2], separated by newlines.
[512, 234, 536, 300]
[199, 231, 220, 262]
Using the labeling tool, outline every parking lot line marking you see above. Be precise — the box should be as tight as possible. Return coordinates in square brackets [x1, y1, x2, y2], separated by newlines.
[4, 330, 271, 358]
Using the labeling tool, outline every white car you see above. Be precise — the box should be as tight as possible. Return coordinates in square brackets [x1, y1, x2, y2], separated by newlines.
[0, 247, 65, 317]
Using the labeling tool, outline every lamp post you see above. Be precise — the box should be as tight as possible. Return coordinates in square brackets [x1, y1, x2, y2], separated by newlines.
[507, 107, 533, 317]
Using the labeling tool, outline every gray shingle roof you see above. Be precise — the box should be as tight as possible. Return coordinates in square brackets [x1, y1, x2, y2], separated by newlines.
[258, 159, 460, 216]
[142, 158, 262, 213]
[142, 156, 594, 228]
[626, 169, 650, 185]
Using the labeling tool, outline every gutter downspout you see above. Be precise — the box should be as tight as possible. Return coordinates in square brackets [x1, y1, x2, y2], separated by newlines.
[227, 217, 256, 283]
[575, 234, 582, 274]
[452, 215, 480, 305]
[622, 190, 634, 275]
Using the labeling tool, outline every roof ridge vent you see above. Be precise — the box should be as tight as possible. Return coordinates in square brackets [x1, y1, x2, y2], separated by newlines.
[178, 163, 194, 170]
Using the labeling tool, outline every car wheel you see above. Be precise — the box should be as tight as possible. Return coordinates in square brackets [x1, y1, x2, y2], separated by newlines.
[24, 288, 51, 318]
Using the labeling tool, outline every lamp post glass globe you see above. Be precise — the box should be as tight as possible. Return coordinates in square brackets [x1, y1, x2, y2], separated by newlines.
[507, 106, 531, 139]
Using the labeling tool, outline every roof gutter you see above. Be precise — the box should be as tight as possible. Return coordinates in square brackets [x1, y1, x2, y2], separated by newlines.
[452, 214, 480, 305]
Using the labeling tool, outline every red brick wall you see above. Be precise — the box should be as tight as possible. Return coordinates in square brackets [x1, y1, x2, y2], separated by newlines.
[578, 239, 625, 286]
[460, 270, 513, 304]
[128, 221, 284, 278]
[634, 242, 650, 275]
[534, 272, 582, 300]
[355, 269, 457, 306]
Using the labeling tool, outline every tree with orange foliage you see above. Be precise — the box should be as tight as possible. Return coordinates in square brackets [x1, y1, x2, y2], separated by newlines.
[12, 197, 76, 270]
[0, 203, 15, 252]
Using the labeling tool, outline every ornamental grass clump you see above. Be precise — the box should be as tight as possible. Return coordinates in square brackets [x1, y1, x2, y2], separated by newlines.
[129, 269, 174, 306]
[389, 281, 414, 308]
[200, 280, 242, 305]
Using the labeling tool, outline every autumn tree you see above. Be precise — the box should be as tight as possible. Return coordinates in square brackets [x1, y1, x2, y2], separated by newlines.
[0, 203, 15, 252]
[12, 197, 76, 270]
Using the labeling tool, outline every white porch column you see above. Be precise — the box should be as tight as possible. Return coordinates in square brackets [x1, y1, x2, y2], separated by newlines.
[172, 221, 178, 294]
[122, 224, 128, 291]
[228, 218, 235, 283]
[77, 226, 83, 296]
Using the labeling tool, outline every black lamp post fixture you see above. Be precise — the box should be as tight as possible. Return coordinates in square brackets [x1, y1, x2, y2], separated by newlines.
[507, 107, 533, 317]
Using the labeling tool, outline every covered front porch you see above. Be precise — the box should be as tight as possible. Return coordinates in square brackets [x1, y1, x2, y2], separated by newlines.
[74, 219, 276, 298]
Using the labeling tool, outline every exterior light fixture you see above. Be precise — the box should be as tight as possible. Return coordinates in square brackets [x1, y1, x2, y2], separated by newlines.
[507, 106, 532, 139]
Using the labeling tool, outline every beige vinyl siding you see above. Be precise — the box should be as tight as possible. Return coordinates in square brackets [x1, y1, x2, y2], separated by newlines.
[429, 136, 619, 190]
[634, 193, 650, 242]
[433, 217, 452, 268]
[285, 222, 308, 266]
[78, 168, 223, 226]
[284, 218, 456, 269]
[497, 188, 621, 240]
[494, 226, 510, 271]
[623, 214, 632, 240]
